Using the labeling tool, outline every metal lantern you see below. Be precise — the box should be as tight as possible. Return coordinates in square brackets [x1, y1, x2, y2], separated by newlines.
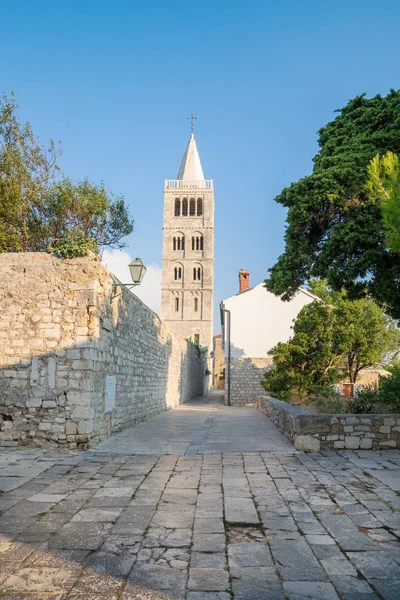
[110, 257, 146, 302]
[129, 258, 146, 285]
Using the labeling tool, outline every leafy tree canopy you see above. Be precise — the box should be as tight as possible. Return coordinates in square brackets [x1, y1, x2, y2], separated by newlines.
[0, 92, 133, 257]
[265, 90, 400, 319]
[367, 151, 400, 253]
[262, 281, 399, 400]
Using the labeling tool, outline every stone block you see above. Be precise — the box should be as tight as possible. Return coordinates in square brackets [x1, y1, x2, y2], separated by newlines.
[67, 391, 91, 406]
[228, 543, 272, 568]
[359, 438, 373, 449]
[65, 423, 77, 435]
[4, 370, 17, 378]
[71, 406, 93, 420]
[379, 439, 397, 447]
[42, 326, 61, 339]
[379, 425, 391, 433]
[48, 356, 56, 389]
[26, 397, 42, 408]
[42, 400, 57, 408]
[38, 422, 52, 431]
[346, 416, 359, 425]
[83, 348, 98, 361]
[345, 436, 360, 449]
[52, 424, 65, 433]
[294, 435, 321, 452]
[78, 420, 94, 434]
[188, 568, 230, 592]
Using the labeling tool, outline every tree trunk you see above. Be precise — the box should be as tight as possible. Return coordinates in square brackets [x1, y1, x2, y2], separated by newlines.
[348, 354, 356, 383]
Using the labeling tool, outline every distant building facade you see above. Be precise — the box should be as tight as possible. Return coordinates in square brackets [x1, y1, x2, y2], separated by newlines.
[220, 270, 316, 405]
[212, 334, 225, 389]
[161, 132, 214, 352]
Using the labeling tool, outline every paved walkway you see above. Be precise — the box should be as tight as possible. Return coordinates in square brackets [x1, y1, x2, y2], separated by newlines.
[96, 391, 294, 455]
[0, 395, 399, 599]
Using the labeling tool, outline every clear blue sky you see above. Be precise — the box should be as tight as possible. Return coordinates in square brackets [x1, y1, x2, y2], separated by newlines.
[1, 1, 399, 330]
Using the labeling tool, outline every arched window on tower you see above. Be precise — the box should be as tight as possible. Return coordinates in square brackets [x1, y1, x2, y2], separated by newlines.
[191, 234, 203, 251]
[174, 266, 182, 281]
[182, 198, 188, 216]
[173, 234, 185, 251]
[189, 198, 196, 216]
[197, 198, 203, 216]
[193, 266, 201, 281]
[174, 198, 180, 216]
[194, 297, 198, 312]
[175, 297, 179, 312]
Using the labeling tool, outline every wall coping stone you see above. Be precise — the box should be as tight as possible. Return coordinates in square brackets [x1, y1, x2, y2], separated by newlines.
[257, 395, 400, 452]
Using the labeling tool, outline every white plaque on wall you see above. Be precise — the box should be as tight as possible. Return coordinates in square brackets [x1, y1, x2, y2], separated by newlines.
[105, 375, 116, 413]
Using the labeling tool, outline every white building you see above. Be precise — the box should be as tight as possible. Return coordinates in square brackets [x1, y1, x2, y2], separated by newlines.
[161, 129, 214, 352]
[220, 270, 316, 405]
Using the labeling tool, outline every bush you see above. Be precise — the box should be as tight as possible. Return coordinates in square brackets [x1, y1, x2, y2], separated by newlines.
[309, 388, 348, 413]
[347, 387, 378, 414]
[347, 366, 400, 413]
[377, 364, 400, 411]
[48, 230, 98, 258]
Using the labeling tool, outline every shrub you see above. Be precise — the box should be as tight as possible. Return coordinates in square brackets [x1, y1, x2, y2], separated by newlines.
[378, 364, 400, 411]
[48, 230, 98, 258]
[347, 366, 400, 413]
[347, 387, 378, 414]
[310, 388, 347, 414]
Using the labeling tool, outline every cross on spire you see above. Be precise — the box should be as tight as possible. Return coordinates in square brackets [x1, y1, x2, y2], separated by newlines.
[187, 112, 197, 134]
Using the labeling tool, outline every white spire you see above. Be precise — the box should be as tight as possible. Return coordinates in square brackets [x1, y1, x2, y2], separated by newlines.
[177, 133, 205, 180]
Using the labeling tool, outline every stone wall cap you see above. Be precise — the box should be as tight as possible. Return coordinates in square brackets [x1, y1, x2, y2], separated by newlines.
[257, 395, 400, 419]
[258, 395, 311, 415]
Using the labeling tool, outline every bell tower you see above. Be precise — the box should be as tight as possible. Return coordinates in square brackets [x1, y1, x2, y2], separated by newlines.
[161, 124, 214, 351]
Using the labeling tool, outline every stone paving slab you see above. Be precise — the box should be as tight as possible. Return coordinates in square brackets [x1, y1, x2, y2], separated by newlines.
[0, 449, 399, 598]
[0, 400, 400, 599]
[95, 392, 294, 455]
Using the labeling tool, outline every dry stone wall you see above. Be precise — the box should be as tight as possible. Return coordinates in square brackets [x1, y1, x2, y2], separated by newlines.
[257, 395, 400, 451]
[229, 357, 272, 406]
[0, 253, 204, 449]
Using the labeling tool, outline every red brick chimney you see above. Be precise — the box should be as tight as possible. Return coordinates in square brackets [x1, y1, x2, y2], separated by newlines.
[239, 270, 250, 293]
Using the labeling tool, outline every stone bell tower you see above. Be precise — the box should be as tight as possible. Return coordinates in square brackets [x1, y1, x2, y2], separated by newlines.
[161, 124, 214, 351]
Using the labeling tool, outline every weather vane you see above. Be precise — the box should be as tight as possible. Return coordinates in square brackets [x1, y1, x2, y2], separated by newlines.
[188, 112, 197, 134]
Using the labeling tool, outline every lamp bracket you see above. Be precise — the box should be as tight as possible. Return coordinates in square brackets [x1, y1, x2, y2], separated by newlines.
[110, 283, 141, 303]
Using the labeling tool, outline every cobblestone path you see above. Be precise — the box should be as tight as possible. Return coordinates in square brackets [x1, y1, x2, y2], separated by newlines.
[0, 401, 400, 599]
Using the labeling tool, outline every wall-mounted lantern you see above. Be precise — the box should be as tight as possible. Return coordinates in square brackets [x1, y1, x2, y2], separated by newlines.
[110, 258, 146, 302]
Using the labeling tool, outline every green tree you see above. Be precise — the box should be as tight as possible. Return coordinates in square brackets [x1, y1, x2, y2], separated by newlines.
[0, 92, 133, 256]
[334, 294, 399, 383]
[0, 92, 59, 252]
[366, 151, 400, 252]
[262, 297, 341, 400]
[262, 283, 399, 399]
[265, 90, 400, 319]
[45, 179, 133, 257]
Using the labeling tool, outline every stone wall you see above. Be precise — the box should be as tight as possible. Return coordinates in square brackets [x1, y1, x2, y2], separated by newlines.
[228, 357, 272, 406]
[0, 253, 205, 449]
[257, 396, 400, 451]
